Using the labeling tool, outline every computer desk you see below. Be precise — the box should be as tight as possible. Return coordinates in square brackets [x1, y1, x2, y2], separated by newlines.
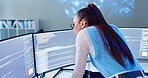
[42, 60, 148, 78]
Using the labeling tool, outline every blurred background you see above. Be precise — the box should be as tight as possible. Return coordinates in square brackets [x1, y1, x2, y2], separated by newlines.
[0, 0, 148, 32]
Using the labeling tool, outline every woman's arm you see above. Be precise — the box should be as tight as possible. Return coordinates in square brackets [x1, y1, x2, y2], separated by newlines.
[71, 30, 89, 78]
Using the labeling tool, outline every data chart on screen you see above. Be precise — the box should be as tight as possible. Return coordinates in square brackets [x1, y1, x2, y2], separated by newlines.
[33, 30, 76, 73]
[0, 34, 35, 78]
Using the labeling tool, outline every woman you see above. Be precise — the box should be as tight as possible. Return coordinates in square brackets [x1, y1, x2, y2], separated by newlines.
[71, 3, 146, 78]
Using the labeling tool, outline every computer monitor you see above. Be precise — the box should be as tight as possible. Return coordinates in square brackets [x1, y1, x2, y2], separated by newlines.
[119, 28, 148, 59]
[0, 34, 36, 78]
[33, 29, 76, 74]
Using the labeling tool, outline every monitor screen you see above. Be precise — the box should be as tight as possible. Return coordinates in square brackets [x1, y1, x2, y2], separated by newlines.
[33, 30, 76, 74]
[0, 34, 35, 78]
[119, 28, 148, 59]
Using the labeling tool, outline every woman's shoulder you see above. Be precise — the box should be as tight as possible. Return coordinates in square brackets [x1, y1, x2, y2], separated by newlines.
[77, 27, 94, 40]
[77, 28, 88, 37]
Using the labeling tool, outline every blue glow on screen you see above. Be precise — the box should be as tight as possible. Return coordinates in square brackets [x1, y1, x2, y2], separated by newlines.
[50, 0, 134, 18]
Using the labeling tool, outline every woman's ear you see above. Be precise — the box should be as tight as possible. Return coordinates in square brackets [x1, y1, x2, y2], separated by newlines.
[80, 19, 88, 28]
